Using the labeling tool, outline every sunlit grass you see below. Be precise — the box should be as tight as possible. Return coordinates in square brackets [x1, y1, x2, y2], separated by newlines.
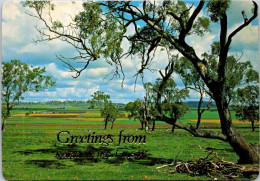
[2, 106, 259, 180]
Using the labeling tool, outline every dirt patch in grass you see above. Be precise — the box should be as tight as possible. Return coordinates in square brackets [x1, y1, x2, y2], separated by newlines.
[64, 117, 129, 121]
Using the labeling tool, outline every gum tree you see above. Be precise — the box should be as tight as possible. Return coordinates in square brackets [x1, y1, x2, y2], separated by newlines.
[2, 60, 55, 131]
[234, 86, 259, 131]
[125, 99, 146, 130]
[151, 77, 189, 133]
[24, 0, 259, 163]
[233, 69, 259, 132]
[174, 57, 212, 129]
[88, 91, 110, 108]
[101, 101, 122, 129]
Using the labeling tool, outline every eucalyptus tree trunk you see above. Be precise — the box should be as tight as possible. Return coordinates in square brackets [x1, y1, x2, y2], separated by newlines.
[215, 95, 259, 163]
[152, 119, 155, 131]
[196, 95, 203, 129]
[104, 118, 108, 130]
[171, 118, 177, 133]
[145, 120, 150, 133]
[2, 117, 7, 131]
[141, 121, 144, 130]
[2, 108, 10, 131]
[196, 113, 202, 129]
[251, 120, 255, 132]
[111, 120, 114, 129]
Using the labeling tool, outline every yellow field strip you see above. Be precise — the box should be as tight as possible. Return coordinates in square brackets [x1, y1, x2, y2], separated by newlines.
[190, 119, 252, 124]
[12, 113, 79, 117]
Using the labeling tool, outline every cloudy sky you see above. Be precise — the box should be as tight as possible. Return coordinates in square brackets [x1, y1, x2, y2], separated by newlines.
[2, 0, 258, 103]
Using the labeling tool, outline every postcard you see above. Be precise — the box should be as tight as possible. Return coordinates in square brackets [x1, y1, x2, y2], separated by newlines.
[2, 0, 259, 180]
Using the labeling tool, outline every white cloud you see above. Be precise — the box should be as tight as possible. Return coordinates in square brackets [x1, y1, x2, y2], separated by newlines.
[229, 24, 258, 51]
[228, 1, 256, 26]
[45, 63, 76, 79]
[187, 32, 216, 57]
[2, 1, 84, 55]
[87, 86, 100, 96]
[29, 91, 57, 98]
[86, 68, 109, 77]
[3, 1, 22, 20]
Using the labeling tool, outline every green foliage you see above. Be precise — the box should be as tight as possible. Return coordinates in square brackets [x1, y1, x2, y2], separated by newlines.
[101, 101, 120, 119]
[52, 21, 63, 30]
[206, 0, 231, 22]
[87, 99, 95, 109]
[2, 59, 55, 125]
[154, 77, 189, 103]
[192, 17, 210, 36]
[225, 58, 258, 104]
[101, 101, 123, 129]
[174, 57, 202, 87]
[74, 2, 124, 61]
[125, 99, 144, 123]
[154, 78, 189, 120]
[234, 85, 259, 124]
[163, 102, 190, 121]
[23, 1, 52, 12]
[89, 91, 110, 108]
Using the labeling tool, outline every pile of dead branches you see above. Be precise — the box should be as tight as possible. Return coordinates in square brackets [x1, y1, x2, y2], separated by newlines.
[156, 145, 259, 179]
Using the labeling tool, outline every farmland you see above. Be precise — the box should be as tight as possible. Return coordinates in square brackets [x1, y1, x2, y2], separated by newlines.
[2, 104, 259, 180]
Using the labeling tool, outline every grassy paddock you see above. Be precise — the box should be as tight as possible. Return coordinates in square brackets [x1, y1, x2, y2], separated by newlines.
[2, 106, 259, 180]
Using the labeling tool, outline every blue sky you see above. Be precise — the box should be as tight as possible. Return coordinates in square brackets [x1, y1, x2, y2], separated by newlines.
[2, 0, 259, 103]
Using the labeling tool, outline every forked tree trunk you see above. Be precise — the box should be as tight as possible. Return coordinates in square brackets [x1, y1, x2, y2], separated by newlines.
[215, 98, 259, 164]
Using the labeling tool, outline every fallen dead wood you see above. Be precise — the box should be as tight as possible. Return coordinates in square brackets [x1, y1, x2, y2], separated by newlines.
[157, 145, 259, 179]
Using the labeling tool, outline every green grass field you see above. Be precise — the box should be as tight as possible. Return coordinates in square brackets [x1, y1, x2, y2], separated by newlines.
[2, 105, 259, 180]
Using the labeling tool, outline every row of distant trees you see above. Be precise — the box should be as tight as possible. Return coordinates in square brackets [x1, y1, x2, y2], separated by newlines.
[2, 60, 258, 132]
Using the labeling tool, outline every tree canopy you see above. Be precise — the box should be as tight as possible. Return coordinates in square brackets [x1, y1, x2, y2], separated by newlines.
[87, 91, 110, 108]
[101, 101, 123, 129]
[2, 59, 55, 130]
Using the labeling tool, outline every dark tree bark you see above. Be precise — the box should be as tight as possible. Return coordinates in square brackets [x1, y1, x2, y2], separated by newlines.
[171, 124, 175, 133]
[196, 94, 204, 129]
[251, 120, 255, 132]
[171, 118, 177, 133]
[111, 120, 115, 129]
[2, 108, 10, 131]
[214, 94, 259, 163]
[104, 118, 108, 130]
[196, 112, 202, 129]
[141, 121, 144, 130]
[2, 117, 8, 131]
[152, 119, 155, 131]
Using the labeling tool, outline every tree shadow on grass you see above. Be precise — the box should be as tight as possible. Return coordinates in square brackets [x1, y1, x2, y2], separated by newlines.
[205, 147, 234, 152]
[25, 160, 69, 169]
[14, 144, 176, 167]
